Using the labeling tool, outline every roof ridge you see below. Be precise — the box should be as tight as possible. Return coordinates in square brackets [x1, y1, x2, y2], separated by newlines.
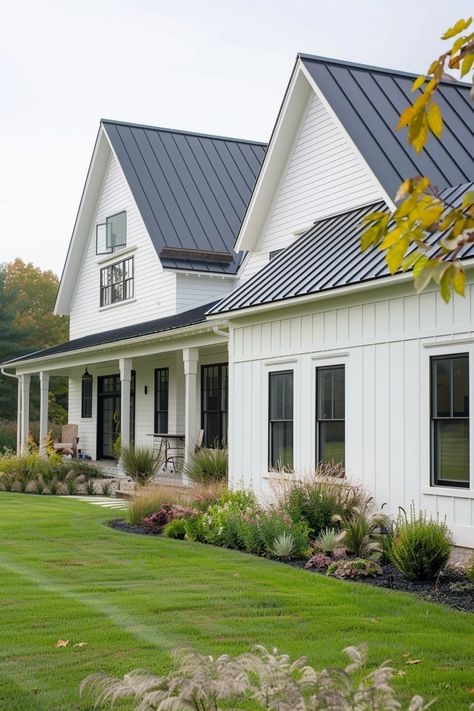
[297, 53, 472, 88]
[101, 118, 267, 147]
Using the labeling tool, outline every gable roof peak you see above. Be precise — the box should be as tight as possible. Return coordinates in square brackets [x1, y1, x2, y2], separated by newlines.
[101, 118, 267, 147]
[297, 52, 472, 88]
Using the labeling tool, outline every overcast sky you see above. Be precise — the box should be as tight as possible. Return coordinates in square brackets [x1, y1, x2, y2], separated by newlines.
[0, 0, 472, 275]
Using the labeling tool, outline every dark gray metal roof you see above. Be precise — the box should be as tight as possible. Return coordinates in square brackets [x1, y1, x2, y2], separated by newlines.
[103, 120, 266, 274]
[299, 54, 474, 199]
[209, 182, 474, 314]
[3, 302, 218, 366]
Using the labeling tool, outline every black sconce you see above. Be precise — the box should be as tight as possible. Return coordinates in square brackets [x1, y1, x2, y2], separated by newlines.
[144, 385, 148, 395]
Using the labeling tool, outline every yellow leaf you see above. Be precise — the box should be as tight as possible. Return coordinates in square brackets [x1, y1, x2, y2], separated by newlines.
[442, 17, 472, 40]
[414, 261, 436, 291]
[453, 267, 465, 296]
[54, 639, 69, 648]
[416, 204, 444, 229]
[461, 53, 474, 76]
[73, 642, 88, 648]
[381, 227, 403, 249]
[411, 75, 425, 92]
[406, 658, 423, 665]
[397, 106, 414, 130]
[440, 270, 452, 303]
[427, 102, 443, 138]
[462, 191, 474, 209]
[386, 236, 410, 274]
[395, 179, 412, 202]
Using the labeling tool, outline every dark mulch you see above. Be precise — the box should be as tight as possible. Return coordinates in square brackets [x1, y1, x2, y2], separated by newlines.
[108, 519, 473, 613]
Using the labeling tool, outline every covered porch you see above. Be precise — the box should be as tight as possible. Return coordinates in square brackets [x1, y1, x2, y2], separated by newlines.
[12, 323, 229, 482]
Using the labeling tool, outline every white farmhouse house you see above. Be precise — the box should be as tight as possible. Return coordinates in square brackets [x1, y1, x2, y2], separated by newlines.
[3, 55, 474, 546]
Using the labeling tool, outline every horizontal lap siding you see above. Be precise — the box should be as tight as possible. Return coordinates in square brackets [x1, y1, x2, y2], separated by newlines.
[229, 282, 474, 544]
[176, 274, 233, 312]
[69, 155, 176, 339]
[238, 91, 382, 281]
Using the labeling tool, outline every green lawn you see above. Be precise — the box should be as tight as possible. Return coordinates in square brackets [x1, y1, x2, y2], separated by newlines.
[0, 494, 472, 710]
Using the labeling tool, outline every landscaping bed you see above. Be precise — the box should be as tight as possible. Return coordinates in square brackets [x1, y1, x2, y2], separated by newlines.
[109, 517, 474, 613]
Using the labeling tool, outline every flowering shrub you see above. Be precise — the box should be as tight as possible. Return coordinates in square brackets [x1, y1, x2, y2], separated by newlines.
[305, 553, 332, 571]
[327, 558, 383, 579]
[144, 504, 197, 533]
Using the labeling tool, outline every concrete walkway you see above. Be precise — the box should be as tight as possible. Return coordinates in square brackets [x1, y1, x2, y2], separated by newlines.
[64, 496, 129, 510]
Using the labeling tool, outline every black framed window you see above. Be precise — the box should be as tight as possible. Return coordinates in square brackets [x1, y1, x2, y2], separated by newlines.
[316, 365, 345, 465]
[100, 257, 134, 306]
[201, 363, 228, 447]
[81, 370, 93, 418]
[96, 211, 127, 255]
[154, 368, 169, 433]
[268, 370, 293, 469]
[431, 354, 469, 488]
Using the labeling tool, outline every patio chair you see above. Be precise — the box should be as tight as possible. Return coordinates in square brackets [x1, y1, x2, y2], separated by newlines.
[53, 424, 79, 458]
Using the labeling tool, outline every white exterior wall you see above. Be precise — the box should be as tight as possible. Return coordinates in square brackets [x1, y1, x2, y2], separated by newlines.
[175, 273, 234, 312]
[229, 280, 474, 547]
[69, 154, 177, 339]
[239, 90, 383, 281]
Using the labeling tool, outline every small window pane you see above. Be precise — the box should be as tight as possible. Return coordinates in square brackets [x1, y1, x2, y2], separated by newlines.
[269, 371, 293, 469]
[96, 223, 111, 255]
[106, 212, 126, 250]
[270, 371, 293, 420]
[319, 421, 345, 464]
[434, 420, 469, 484]
[318, 368, 334, 419]
[270, 422, 293, 469]
[433, 358, 451, 417]
[453, 357, 469, 416]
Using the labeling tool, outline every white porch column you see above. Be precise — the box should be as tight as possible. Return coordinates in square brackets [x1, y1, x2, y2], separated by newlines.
[119, 358, 133, 450]
[16, 377, 21, 454]
[20, 374, 31, 455]
[39, 371, 50, 457]
[183, 348, 199, 467]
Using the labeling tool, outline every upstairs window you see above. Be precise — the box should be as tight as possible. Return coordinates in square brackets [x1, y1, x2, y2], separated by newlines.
[316, 365, 345, 465]
[431, 354, 469, 488]
[96, 211, 127, 255]
[100, 257, 134, 307]
[268, 370, 293, 470]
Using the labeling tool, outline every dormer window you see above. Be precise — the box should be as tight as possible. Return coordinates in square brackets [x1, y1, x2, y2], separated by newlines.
[96, 211, 127, 255]
[100, 256, 134, 306]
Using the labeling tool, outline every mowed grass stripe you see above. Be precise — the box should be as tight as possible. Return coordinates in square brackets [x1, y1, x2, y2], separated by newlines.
[0, 493, 472, 710]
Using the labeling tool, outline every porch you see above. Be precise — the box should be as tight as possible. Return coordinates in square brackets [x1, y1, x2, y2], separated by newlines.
[15, 333, 229, 482]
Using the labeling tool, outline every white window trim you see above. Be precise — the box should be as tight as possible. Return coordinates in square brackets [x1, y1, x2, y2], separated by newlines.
[97, 245, 137, 266]
[98, 297, 137, 313]
[421, 341, 474, 494]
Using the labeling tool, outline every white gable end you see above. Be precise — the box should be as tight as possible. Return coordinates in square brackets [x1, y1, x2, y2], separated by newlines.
[238, 68, 385, 281]
[69, 153, 176, 339]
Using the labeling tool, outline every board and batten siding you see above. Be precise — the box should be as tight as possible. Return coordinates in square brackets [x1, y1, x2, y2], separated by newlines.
[239, 90, 383, 281]
[69, 153, 176, 339]
[228, 280, 474, 547]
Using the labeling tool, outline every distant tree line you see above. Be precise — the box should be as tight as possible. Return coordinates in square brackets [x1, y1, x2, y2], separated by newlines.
[0, 259, 69, 423]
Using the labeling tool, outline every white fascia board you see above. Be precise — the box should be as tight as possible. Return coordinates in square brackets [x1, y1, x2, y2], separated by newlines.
[7, 320, 230, 373]
[298, 61, 395, 211]
[54, 126, 111, 315]
[234, 61, 312, 253]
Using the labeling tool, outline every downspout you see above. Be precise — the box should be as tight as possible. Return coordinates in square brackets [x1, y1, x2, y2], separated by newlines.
[1, 367, 21, 454]
[212, 325, 229, 339]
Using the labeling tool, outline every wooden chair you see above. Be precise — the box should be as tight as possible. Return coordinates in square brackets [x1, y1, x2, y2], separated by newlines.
[53, 424, 79, 458]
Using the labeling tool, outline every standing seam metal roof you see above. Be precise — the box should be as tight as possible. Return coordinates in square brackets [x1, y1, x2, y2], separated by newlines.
[103, 120, 266, 274]
[208, 182, 474, 314]
[299, 55, 474, 199]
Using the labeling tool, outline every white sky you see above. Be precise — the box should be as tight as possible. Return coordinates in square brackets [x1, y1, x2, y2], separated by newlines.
[0, 0, 472, 275]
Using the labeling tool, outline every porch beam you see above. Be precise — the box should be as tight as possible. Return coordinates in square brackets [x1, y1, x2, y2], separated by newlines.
[183, 348, 199, 469]
[20, 374, 31, 455]
[119, 358, 133, 450]
[39, 371, 50, 457]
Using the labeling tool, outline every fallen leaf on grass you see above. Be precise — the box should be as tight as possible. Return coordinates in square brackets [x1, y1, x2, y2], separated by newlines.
[31, 688, 39, 695]
[73, 642, 88, 648]
[368, 617, 379, 623]
[402, 652, 411, 657]
[405, 659, 423, 665]
[53, 639, 69, 648]
[468, 688, 474, 694]
[396, 671, 406, 677]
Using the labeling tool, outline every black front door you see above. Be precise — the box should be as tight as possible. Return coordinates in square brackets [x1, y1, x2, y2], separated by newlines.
[97, 373, 136, 460]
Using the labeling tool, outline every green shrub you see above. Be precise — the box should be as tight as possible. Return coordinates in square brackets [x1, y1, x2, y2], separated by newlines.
[239, 509, 310, 558]
[314, 527, 340, 555]
[272, 532, 295, 560]
[467, 556, 474, 584]
[65, 477, 78, 495]
[163, 518, 187, 539]
[333, 498, 390, 560]
[327, 558, 383, 579]
[120, 445, 162, 486]
[184, 446, 228, 484]
[85, 480, 95, 495]
[275, 467, 365, 537]
[190, 490, 257, 548]
[100, 481, 113, 497]
[387, 507, 452, 581]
